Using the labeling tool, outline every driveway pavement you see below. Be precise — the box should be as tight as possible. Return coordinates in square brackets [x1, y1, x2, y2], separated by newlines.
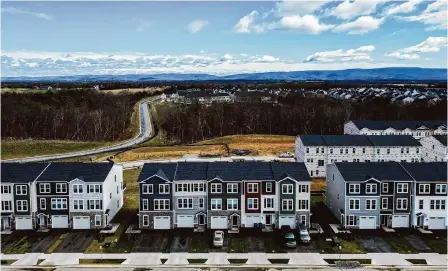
[133, 232, 170, 252]
[29, 232, 63, 253]
[54, 231, 96, 253]
[356, 236, 395, 253]
[404, 235, 432, 252]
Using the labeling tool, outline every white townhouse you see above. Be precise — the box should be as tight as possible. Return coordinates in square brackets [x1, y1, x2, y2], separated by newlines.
[420, 135, 447, 162]
[295, 135, 422, 178]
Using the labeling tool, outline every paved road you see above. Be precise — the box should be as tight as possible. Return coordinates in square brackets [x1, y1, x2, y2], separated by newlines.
[2, 98, 159, 163]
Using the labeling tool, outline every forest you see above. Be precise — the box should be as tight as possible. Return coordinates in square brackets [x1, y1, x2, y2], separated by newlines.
[157, 96, 447, 144]
[1, 90, 156, 141]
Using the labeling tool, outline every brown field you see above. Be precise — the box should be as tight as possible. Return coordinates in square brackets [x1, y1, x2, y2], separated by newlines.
[311, 178, 326, 191]
[102, 87, 167, 94]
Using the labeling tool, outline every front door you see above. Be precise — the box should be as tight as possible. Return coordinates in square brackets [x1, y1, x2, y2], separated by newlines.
[266, 215, 272, 225]
[232, 216, 238, 227]
[2, 217, 10, 229]
[39, 216, 46, 226]
[198, 214, 205, 225]
[380, 215, 388, 226]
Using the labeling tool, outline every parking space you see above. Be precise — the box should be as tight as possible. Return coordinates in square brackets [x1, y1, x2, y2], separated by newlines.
[132, 231, 171, 252]
[0, 234, 20, 253]
[29, 232, 64, 253]
[404, 235, 432, 252]
[356, 236, 396, 253]
[54, 231, 97, 253]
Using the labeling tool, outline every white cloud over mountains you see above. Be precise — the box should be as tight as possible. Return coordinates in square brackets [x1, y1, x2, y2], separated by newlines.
[386, 36, 448, 60]
[305, 45, 375, 63]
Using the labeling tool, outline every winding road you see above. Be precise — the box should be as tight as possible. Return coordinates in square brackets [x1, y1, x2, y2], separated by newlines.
[3, 98, 160, 163]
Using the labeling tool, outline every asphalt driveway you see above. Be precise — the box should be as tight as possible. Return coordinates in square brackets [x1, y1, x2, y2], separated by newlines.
[404, 235, 432, 252]
[54, 231, 97, 253]
[133, 231, 171, 252]
[356, 236, 395, 253]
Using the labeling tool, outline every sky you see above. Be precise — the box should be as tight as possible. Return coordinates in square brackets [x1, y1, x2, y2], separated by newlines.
[1, 0, 447, 77]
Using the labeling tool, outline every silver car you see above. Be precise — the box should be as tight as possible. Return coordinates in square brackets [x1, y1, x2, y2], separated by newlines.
[213, 230, 224, 247]
[298, 224, 311, 244]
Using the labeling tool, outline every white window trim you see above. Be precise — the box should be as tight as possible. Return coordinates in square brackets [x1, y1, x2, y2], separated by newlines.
[397, 183, 409, 194]
[247, 183, 258, 193]
[39, 183, 50, 194]
[15, 185, 27, 195]
[1, 201, 12, 211]
[265, 182, 272, 193]
[142, 199, 149, 210]
[51, 198, 68, 210]
[381, 198, 388, 210]
[94, 215, 102, 226]
[199, 198, 204, 209]
[73, 184, 83, 194]
[396, 198, 408, 210]
[347, 215, 356, 226]
[1, 185, 11, 194]
[419, 184, 430, 194]
[227, 199, 238, 210]
[248, 198, 259, 209]
[282, 184, 293, 194]
[349, 184, 360, 194]
[211, 183, 222, 194]
[159, 184, 170, 194]
[142, 184, 153, 194]
[299, 184, 309, 193]
[382, 183, 388, 193]
[16, 200, 28, 212]
[264, 198, 274, 209]
[88, 199, 102, 210]
[154, 199, 170, 210]
[142, 215, 149, 226]
[366, 199, 377, 210]
[435, 184, 447, 194]
[227, 183, 238, 193]
[418, 199, 424, 210]
[177, 198, 193, 209]
[366, 184, 377, 194]
[282, 199, 294, 211]
[56, 183, 67, 194]
[73, 199, 84, 211]
[211, 199, 222, 210]
[349, 199, 360, 210]
[297, 199, 309, 210]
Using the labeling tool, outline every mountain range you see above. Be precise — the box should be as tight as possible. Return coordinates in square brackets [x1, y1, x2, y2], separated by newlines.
[2, 67, 447, 82]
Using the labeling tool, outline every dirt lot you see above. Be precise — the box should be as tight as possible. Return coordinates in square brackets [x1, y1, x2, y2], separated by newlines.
[355, 236, 396, 253]
[132, 231, 172, 252]
[54, 231, 97, 253]
[404, 235, 433, 252]
[29, 231, 64, 253]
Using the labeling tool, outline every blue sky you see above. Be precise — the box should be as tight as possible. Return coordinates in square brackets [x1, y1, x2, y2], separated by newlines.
[1, 0, 447, 76]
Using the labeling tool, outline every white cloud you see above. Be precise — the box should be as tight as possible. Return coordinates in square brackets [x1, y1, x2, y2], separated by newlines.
[305, 45, 375, 63]
[400, 10, 447, 30]
[275, 0, 332, 16]
[2, 6, 52, 20]
[275, 15, 334, 34]
[333, 16, 384, 34]
[385, 0, 424, 16]
[330, 0, 386, 20]
[423, 0, 446, 13]
[386, 37, 448, 60]
[385, 52, 420, 60]
[187, 20, 209, 34]
[233, 11, 260, 33]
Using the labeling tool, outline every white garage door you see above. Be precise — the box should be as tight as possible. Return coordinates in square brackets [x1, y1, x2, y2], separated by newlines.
[154, 216, 171, 229]
[73, 216, 90, 229]
[359, 216, 376, 229]
[279, 216, 296, 229]
[392, 215, 409, 228]
[52, 215, 69, 229]
[211, 216, 227, 229]
[15, 217, 33, 230]
[177, 215, 194, 228]
[245, 215, 261, 227]
[428, 217, 446, 230]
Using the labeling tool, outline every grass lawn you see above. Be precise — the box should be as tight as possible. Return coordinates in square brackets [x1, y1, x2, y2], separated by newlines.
[1, 260, 16, 265]
[425, 238, 447, 254]
[79, 259, 125, 265]
[311, 179, 326, 192]
[228, 238, 249, 253]
[5, 236, 33, 254]
[314, 237, 366, 254]
[311, 195, 324, 209]
[123, 168, 141, 209]
[188, 234, 209, 253]
[1, 140, 111, 160]
[47, 233, 67, 253]
[383, 236, 416, 254]
[406, 259, 427, 264]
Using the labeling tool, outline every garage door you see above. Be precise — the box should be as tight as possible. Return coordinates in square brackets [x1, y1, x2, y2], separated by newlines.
[177, 215, 194, 228]
[279, 216, 296, 229]
[73, 216, 90, 229]
[245, 215, 261, 227]
[359, 216, 376, 229]
[154, 216, 171, 229]
[211, 216, 227, 229]
[52, 215, 69, 229]
[15, 217, 33, 230]
[392, 215, 409, 228]
[428, 217, 446, 230]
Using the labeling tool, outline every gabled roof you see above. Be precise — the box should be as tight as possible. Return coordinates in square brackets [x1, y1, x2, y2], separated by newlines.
[1, 163, 49, 183]
[433, 135, 447, 146]
[206, 162, 273, 181]
[299, 135, 326, 146]
[38, 162, 114, 182]
[174, 162, 208, 181]
[351, 120, 391, 130]
[137, 163, 177, 182]
[401, 162, 447, 183]
[270, 162, 311, 182]
[334, 162, 413, 182]
[366, 135, 421, 147]
[323, 135, 372, 146]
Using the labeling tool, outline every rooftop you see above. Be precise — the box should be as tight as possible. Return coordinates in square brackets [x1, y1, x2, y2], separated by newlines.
[37, 162, 114, 182]
[1, 162, 49, 183]
[334, 162, 413, 182]
[350, 120, 447, 131]
[401, 162, 447, 183]
[433, 135, 447, 146]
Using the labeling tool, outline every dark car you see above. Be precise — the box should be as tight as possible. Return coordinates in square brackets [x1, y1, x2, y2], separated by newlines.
[280, 225, 297, 248]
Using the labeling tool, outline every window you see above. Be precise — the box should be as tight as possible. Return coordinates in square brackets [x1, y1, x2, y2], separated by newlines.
[282, 184, 293, 194]
[73, 199, 84, 210]
[366, 199, 377, 210]
[436, 184, 447, 194]
[143, 215, 149, 226]
[316, 170, 319, 176]
[211, 184, 222, 193]
[416, 148, 419, 154]
[306, 148, 309, 154]
[142, 184, 153, 194]
[310, 171, 313, 176]
[1, 201, 12, 211]
[376, 149, 380, 154]
[418, 199, 424, 210]
[51, 198, 68, 210]
[87, 199, 101, 210]
[88, 184, 102, 193]
[386, 148, 390, 154]
[397, 183, 409, 193]
[345, 148, 348, 154]
[347, 215, 356, 226]
[321, 148, 324, 153]
[430, 200, 446, 210]
[40, 198, 47, 210]
[227, 183, 238, 193]
[177, 198, 193, 209]
[265, 183, 272, 192]
[396, 198, 408, 210]
[39, 183, 50, 193]
[300, 215, 307, 225]
[264, 198, 274, 208]
[16, 200, 28, 212]
[227, 199, 238, 210]
[381, 198, 388, 209]
[56, 183, 67, 193]
[298, 199, 309, 210]
[142, 199, 149, 210]
[349, 199, 360, 210]
[366, 184, 377, 194]
[316, 148, 319, 154]
[349, 184, 360, 194]
[248, 198, 258, 209]
[199, 198, 204, 208]
[401, 148, 404, 154]
[352, 148, 356, 154]
[15, 185, 27, 195]
[159, 184, 170, 194]
[362, 148, 365, 154]
[406, 148, 409, 153]
[330, 148, 333, 154]
[247, 183, 258, 193]
[299, 184, 309, 193]
[318, 160, 324, 167]
[419, 184, 430, 194]
[211, 199, 222, 210]
[382, 183, 388, 193]
[1, 185, 11, 194]
[154, 199, 170, 210]
[282, 199, 293, 211]
[110, 192, 112, 199]
[95, 215, 102, 227]
[73, 184, 83, 194]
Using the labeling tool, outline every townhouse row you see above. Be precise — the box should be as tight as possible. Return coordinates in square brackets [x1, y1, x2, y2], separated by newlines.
[137, 162, 311, 232]
[326, 162, 447, 230]
[1, 162, 124, 231]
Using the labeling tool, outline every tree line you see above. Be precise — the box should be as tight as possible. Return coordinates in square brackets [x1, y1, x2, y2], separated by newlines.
[157, 96, 447, 144]
[2, 90, 155, 141]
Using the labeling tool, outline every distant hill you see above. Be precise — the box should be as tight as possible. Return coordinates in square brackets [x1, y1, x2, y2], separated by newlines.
[2, 67, 447, 82]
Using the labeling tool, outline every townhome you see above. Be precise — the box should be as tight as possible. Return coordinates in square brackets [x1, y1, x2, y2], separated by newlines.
[1, 163, 49, 230]
[420, 135, 447, 162]
[295, 135, 421, 178]
[326, 162, 413, 229]
[402, 162, 447, 230]
[137, 163, 176, 230]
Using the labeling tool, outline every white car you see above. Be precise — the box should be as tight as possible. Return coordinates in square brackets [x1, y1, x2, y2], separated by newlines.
[213, 230, 224, 247]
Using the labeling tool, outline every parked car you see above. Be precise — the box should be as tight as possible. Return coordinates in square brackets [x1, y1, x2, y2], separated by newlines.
[298, 223, 311, 244]
[279, 152, 295, 158]
[280, 226, 297, 248]
[213, 230, 224, 247]
[231, 149, 250, 156]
